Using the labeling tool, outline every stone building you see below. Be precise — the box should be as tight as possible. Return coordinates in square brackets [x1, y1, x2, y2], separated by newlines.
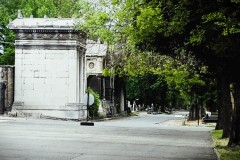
[8, 12, 87, 119]
[85, 39, 109, 116]
[86, 39, 106, 95]
[86, 40, 126, 116]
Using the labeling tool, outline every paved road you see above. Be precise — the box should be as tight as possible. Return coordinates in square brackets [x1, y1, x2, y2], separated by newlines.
[0, 112, 217, 160]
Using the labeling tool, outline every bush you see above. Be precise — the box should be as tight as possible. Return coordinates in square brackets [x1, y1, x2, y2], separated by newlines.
[88, 89, 100, 120]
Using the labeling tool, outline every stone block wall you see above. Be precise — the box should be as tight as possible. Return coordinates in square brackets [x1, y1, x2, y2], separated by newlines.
[13, 39, 86, 119]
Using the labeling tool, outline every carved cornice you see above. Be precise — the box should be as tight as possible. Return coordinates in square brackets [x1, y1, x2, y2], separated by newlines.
[14, 29, 86, 44]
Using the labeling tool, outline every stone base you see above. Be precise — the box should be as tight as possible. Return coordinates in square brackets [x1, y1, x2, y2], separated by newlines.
[12, 102, 87, 120]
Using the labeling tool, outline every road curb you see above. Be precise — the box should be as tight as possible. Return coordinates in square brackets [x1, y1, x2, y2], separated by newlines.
[214, 148, 221, 160]
[0, 115, 17, 123]
[94, 116, 127, 122]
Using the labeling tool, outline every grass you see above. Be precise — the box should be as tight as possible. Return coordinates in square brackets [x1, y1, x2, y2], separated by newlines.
[211, 112, 218, 115]
[130, 112, 139, 116]
[211, 130, 240, 160]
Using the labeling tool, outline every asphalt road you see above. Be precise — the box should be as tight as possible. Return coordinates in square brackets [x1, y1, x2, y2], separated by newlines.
[0, 112, 217, 160]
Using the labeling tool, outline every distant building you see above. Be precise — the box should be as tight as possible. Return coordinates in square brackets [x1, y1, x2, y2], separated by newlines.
[86, 40, 126, 116]
[86, 39, 106, 92]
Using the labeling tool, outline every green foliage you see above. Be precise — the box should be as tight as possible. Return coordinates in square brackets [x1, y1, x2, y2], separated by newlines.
[212, 130, 224, 140]
[0, 0, 20, 65]
[106, 0, 191, 53]
[130, 112, 138, 116]
[76, 1, 212, 109]
[20, 0, 81, 18]
[126, 74, 167, 108]
[124, 50, 207, 109]
[77, 0, 119, 45]
[0, 28, 15, 65]
[188, 27, 205, 46]
[88, 88, 100, 120]
[106, 0, 240, 77]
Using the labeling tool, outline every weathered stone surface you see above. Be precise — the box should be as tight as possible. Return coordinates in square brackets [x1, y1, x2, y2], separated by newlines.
[0, 66, 14, 112]
[85, 39, 107, 77]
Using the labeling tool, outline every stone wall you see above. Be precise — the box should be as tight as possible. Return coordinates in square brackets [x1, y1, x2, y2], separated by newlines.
[13, 38, 86, 119]
[0, 66, 14, 114]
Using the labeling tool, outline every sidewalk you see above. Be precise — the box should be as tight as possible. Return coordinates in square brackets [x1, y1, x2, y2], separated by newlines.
[161, 118, 216, 127]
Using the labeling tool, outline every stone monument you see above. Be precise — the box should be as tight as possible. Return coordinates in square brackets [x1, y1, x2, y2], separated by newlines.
[8, 11, 87, 119]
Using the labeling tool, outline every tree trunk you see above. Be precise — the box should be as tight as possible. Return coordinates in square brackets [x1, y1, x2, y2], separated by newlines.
[229, 81, 240, 146]
[188, 92, 196, 120]
[216, 76, 224, 130]
[221, 75, 232, 138]
[161, 105, 165, 113]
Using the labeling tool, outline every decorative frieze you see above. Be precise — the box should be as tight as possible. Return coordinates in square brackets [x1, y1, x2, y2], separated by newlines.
[15, 29, 86, 44]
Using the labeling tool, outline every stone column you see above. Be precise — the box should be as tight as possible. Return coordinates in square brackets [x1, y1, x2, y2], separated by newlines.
[102, 77, 106, 99]
[79, 52, 84, 103]
[7, 67, 14, 111]
[83, 50, 86, 95]
[2, 68, 8, 111]
[120, 88, 125, 115]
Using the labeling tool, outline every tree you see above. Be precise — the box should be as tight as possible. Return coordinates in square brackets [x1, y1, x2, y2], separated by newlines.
[186, 0, 240, 141]
[122, 51, 207, 113]
[109, 0, 240, 144]
[77, 0, 212, 118]
[0, 0, 22, 65]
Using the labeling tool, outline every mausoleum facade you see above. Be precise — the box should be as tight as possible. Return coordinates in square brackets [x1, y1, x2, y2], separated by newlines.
[8, 12, 87, 119]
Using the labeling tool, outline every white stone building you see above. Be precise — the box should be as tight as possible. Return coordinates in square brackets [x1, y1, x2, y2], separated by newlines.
[86, 39, 107, 76]
[8, 13, 87, 119]
[85, 39, 108, 116]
